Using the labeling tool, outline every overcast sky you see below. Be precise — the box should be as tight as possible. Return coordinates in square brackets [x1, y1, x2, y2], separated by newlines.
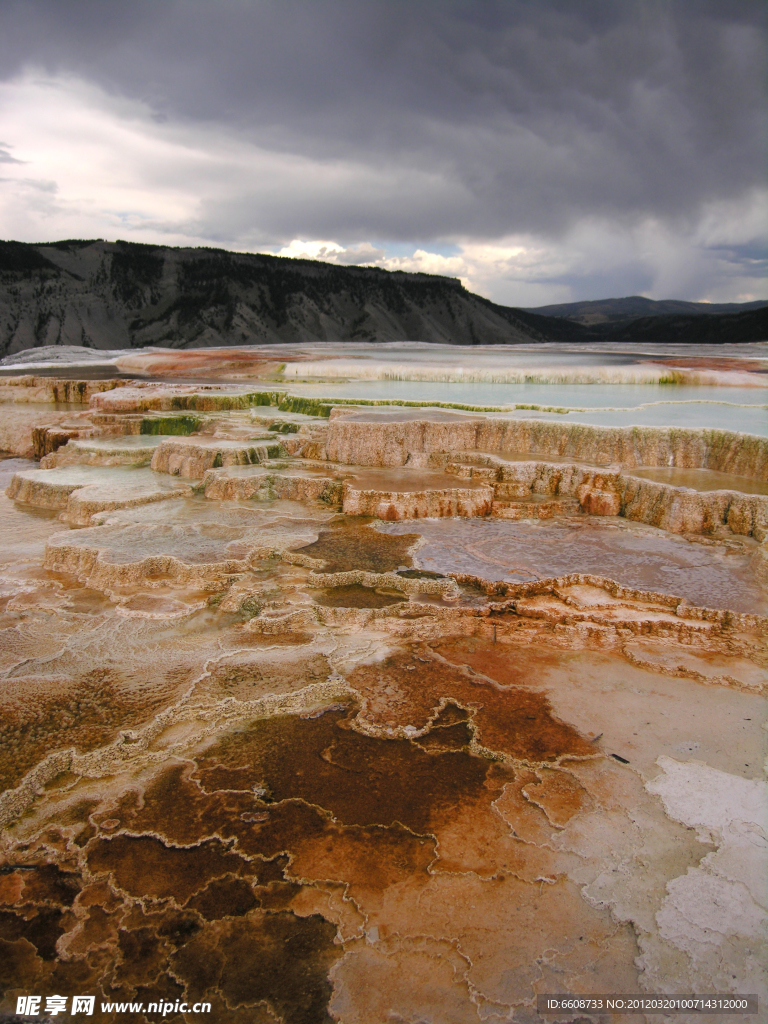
[0, 0, 765, 306]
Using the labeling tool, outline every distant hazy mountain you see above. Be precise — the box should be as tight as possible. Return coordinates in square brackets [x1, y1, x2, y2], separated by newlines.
[584, 306, 768, 346]
[0, 240, 765, 355]
[524, 295, 768, 325]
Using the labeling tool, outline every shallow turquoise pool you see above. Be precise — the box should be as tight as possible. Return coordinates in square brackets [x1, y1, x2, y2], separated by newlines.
[284, 380, 768, 434]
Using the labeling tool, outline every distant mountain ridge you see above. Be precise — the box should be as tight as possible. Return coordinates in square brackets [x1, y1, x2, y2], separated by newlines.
[0, 239, 765, 354]
[525, 295, 768, 325]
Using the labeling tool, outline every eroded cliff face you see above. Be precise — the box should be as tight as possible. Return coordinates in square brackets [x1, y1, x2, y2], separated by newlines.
[0, 240, 558, 354]
[0, 381, 765, 1023]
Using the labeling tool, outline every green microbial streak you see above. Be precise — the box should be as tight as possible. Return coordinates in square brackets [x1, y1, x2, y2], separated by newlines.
[140, 415, 202, 435]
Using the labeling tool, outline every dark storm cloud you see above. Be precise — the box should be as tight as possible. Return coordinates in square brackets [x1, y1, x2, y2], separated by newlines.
[0, 0, 764, 244]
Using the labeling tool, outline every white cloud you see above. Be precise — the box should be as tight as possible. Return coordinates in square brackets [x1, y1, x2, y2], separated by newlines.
[0, 70, 764, 306]
[0, 70, 472, 248]
[277, 240, 346, 260]
[0, 73, 208, 243]
[290, 206, 768, 306]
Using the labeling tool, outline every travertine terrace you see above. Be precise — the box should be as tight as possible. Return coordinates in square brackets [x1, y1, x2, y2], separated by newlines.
[0, 368, 765, 1023]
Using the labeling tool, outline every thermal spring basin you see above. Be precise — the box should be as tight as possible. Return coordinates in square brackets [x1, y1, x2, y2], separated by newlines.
[1, 359, 766, 1017]
[628, 465, 768, 495]
[378, 516, 768, 613]
[286, 380, 768, 434]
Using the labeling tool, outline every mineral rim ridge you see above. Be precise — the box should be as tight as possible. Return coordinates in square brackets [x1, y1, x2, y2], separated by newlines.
[0, 365, 765, 1024]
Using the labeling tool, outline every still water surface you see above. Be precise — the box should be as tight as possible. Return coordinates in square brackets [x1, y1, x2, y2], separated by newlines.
[286, 380, 768, 434]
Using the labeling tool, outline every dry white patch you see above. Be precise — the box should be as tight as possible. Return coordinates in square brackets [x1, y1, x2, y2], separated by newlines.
[642, 757, 767, 1000]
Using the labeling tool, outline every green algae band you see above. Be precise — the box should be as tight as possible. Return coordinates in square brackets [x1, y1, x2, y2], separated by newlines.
[141, 414, 203, 435]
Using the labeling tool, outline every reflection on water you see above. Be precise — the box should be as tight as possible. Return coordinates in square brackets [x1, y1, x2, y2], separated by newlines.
[286, 380, 768, 434]
[531, 402, 767, 434]
[0, 494, 64, 562]
[288, 379, 766, 408]
[629, 466, 768, 495]
[69, 435, 169, 449]
[346, 468, 492, 492]
[378, 517, 767, 614]
[0, 455, 37, 480]
[0, 459, 63, 559]
[0, 399, 85, 411]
